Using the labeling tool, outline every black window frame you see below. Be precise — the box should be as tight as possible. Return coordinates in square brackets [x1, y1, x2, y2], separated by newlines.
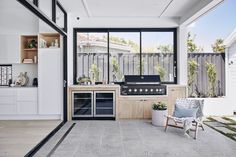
[73, 28, 177, 84]
[52, 0, 67, 32]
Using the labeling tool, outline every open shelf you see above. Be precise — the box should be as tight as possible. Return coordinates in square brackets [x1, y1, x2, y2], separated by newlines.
[20, 35, 38, 64]
[39, 33, 60, 48]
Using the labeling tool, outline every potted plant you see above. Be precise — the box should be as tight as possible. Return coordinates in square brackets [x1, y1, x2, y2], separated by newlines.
[89, 64, 99, 84]
[152, 102, 168, 126]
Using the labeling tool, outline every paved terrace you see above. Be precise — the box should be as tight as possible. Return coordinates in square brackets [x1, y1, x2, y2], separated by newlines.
[35, 120, 236, 157]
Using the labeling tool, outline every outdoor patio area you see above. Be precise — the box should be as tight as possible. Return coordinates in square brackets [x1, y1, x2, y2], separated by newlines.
[35, 120, 236, 157]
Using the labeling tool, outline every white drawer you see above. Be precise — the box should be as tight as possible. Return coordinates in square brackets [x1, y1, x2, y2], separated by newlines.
[0, 105, 17, 114]
[0, 96, 16, 105]
[17, 102, 37, 114]
[0, 88, 16, 96]
[17, 88, 37, 101]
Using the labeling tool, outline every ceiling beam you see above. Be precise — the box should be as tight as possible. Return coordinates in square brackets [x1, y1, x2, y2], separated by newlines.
[81, 0, 92, 17]
[159, 0, 173, 18]
[180, 0, 224, 26]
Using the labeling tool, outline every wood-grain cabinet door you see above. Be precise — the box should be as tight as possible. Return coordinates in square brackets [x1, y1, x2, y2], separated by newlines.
[118, 99, 143, 119]
[168, 87, 186, 115]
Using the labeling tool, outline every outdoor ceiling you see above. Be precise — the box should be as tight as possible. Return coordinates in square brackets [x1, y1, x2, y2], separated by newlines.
[59, 0, 201, 18]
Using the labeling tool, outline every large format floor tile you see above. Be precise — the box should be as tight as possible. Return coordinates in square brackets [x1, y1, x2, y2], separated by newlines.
[36, 120, 236, 157]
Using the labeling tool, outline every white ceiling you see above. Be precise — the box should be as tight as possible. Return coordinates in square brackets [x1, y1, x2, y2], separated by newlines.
[59, 0, 201, 18]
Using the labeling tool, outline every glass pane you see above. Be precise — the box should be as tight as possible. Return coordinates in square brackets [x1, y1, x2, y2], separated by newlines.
[56, 5, 64, 29]
[96, 93, 113, 99]
[96, 109, 113, 115]
[141, 32, 174, 82]
[96, 99, 113, 108]
[74, 109, 91, 115]
[109, 32, 140, 82]
[76, 32, 108, 83]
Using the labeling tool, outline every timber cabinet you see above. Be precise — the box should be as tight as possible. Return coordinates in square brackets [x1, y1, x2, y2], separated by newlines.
[68, 85, 186, 120]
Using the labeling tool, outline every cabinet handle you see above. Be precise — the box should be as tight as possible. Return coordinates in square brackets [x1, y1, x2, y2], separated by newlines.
[171, 89, 175, 91]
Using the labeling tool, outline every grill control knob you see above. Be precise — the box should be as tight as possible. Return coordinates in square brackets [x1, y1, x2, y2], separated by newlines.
[128, 89, 132, 92]
[150, 89, 153, 92]
[134, 89, 137, 92]
[139, 89, 143, 92]
[145, 89, 148, 92]
[156, 89, 158, 92]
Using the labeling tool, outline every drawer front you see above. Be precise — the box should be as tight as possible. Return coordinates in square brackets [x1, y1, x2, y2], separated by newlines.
[17, 88, 37, 101]
[0, 89, 16, 96]
[17, 102, 37, 114]
[0, 96, 16, 105]
[0, 105, 17, 114]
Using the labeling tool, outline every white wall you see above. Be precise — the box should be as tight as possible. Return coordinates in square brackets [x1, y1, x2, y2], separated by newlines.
[0, 0, 39, 35]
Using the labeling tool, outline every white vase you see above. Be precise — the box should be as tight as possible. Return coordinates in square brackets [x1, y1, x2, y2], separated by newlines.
[152, 109, 168, 127]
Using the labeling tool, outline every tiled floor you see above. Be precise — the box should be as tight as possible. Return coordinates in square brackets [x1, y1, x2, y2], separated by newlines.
[35, 120, 236, 157]
[0, 120, 61, 157]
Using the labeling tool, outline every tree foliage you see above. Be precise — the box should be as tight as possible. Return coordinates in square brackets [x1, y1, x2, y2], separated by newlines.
[109, 36, 139, 53]
[188, 60, 198, 97]
[187, 32, 198, 53]
[155, 64, 166, 81]
[206, 62, 217, 97]
[157, 45, 173, 53]
[212, 38, 225, 53]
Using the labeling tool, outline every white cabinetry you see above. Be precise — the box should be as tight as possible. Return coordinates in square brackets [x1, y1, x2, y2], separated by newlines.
[0, 35, 20, 64]
[16, 88, 37, 114]
[0, 88, 17, 114]
[38, 48, 63, 115]
[0, 88, 37, 115]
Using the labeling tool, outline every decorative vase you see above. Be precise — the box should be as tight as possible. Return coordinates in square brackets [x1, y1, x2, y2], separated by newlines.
[152, 109, 168, 126]
[15, 72, 29, 86]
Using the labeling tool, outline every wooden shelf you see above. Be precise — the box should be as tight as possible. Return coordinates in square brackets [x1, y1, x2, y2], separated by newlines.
[39, 33, 60, 48]
[23, 48, 37, 51]
[21, 35, 38, 64]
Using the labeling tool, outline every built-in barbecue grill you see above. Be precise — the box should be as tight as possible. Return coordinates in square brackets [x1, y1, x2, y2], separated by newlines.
[120, 75, 166, 95]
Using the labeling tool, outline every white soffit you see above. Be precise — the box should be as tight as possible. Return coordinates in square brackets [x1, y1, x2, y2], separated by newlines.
[59, 0, 224, 24]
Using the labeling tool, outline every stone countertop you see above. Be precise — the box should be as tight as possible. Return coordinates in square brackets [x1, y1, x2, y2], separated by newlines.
[0, 86, 38, 88]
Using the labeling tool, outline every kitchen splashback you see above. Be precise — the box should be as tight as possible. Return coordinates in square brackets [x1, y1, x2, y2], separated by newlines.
[12, 64, 37, 86]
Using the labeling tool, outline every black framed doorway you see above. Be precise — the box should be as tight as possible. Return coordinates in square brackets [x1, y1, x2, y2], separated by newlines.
[16, 0, 68, 156]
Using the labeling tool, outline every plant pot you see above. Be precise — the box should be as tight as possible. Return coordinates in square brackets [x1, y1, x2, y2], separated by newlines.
[152, 109, 168, 127]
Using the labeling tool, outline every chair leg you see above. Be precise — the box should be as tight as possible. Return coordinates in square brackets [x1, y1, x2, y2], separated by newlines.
[164, 117, 169, 132]
[194, 122, 199, 140]
[199, 123, 204, 131]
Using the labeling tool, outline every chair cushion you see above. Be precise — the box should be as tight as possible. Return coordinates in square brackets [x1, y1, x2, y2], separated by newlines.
[173, 105, 198, 118]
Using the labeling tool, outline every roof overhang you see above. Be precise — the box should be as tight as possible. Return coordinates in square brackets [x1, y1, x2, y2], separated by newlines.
[224, 28, 236, 48]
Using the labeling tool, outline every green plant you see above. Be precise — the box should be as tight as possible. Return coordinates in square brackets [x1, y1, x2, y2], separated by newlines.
[188, 60, 198, 97]
[206, 62, 217, 97]
[111, 57, 120, 81]
[89, 64, 99, 82]
[152, 102, 167, 110]
[77, 75, 91, 84]
[212, 38, 225, 53]
[155, 64, 165, 81]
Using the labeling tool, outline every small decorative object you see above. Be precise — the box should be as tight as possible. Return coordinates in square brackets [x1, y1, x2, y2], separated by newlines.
[34, 56, 37, 63]
[32, 78, 38, 86]
[55, 39, 59, 48]
[77, 75, 91, 85]
[40, 38, 47, 48]
[15, 72, 29, 86]
[27, 39, 37, 49]
[89, 64, 99, 85]
[23, 59, 33, 64]
[152, 102, 168, 126]
[8, 79, 12, 87]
